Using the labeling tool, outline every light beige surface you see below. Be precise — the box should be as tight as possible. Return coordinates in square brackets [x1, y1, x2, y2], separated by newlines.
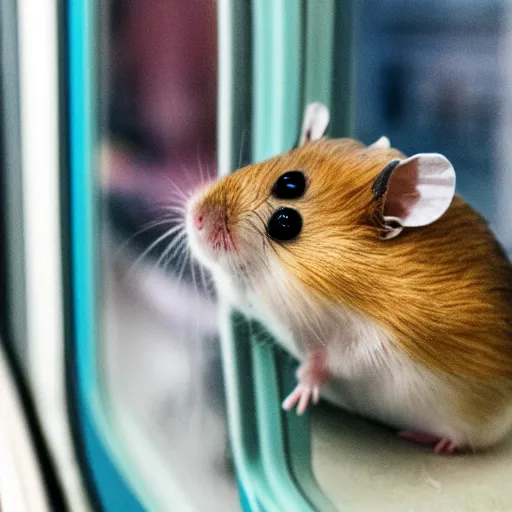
[312, 405, 512, 512]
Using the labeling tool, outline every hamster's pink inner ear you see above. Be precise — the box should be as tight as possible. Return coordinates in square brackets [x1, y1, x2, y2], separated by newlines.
[299, 102, 330, 146]
[378, 153, 456, 228]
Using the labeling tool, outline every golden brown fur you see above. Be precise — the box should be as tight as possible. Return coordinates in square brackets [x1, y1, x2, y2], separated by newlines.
[207, 138, 512, 376]
[201, 138, 512, 439]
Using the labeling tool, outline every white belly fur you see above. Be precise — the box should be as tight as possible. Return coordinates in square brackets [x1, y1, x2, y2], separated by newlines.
[318, 310, 512, 450]
[215, 269, 512, 449]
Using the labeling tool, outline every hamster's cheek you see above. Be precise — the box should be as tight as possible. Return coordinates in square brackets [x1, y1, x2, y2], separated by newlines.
[186, 225, 215, 270]
[210, 266, 255, 314]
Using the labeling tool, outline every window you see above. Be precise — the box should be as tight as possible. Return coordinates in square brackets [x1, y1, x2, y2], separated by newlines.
[10, 1, 511, 510]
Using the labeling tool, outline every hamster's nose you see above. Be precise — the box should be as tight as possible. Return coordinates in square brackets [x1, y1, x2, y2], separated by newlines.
[189, 202, 205, 231]
[190, 202, 235, 252]
[194, 211, 204, 230]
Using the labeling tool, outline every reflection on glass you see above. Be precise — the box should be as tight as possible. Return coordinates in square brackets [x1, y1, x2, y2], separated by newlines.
[311, 2, 512, 511]
[99, 1, 237, 509]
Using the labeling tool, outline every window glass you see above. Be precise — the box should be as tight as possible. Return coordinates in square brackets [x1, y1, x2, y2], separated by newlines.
[311, 2, 512, 510]
[99, 1, 238, 508]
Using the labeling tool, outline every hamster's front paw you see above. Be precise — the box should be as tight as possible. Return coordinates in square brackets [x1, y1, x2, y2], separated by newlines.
[282, 349, 330, 415]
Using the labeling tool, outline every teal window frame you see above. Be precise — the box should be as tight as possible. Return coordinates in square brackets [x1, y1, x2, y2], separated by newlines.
[67, 0, 145, 509]
[218, 1, 353, 510]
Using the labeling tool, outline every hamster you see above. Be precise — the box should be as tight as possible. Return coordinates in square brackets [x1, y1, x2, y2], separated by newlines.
[186, 102, 512, 455]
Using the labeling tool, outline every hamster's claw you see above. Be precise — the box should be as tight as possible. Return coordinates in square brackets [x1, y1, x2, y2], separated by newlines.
[282, 384, 320, 415]
[399, 430, 457, 455]
[433, 438, 457, 455]
[282, 349, 330, 415]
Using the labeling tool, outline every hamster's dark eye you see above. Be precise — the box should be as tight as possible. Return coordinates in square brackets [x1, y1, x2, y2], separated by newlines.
[267, 207, 302, 241]
[272, 170, 306, 199]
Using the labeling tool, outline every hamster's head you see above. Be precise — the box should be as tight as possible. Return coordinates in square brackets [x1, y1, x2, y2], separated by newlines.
[187, 136, 455, 310]
[186, 104, 455, 323]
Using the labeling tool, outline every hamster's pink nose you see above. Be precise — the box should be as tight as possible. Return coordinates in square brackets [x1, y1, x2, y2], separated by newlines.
[194, 212, 204, 230]
[190, 203, 235, 252]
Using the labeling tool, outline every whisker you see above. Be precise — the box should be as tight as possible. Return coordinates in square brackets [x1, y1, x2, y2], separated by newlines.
[190, 254, 200, 299]
[154, 231, 188, 270]
[175, 246, 192, 288]
[252, 211, 268, 231]
[164, 176, 191, 203]
[162, 204, 187, 215]
[179, 163, 208, 194]
[197, 262, 212, 297]
[148, 195, 187, 213]
[114, 217, 178, 257]
[204, 161, 215, 183]
[196, 148, 206, 186]
[164, 239, 189, 272]
[163, 192, 189, 208]
[127, 224, 186, 275]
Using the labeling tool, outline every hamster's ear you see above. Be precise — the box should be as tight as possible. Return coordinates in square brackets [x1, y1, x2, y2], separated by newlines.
[369, 136, 390, 149]
[299, 102, 330, 146]
[372, 153, 456, 239]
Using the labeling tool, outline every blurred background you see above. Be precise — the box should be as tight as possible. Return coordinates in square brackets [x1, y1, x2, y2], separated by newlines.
[100, 1, 237, 510]
[1, 0, 512, 510]
[354, 0, 511, 229]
